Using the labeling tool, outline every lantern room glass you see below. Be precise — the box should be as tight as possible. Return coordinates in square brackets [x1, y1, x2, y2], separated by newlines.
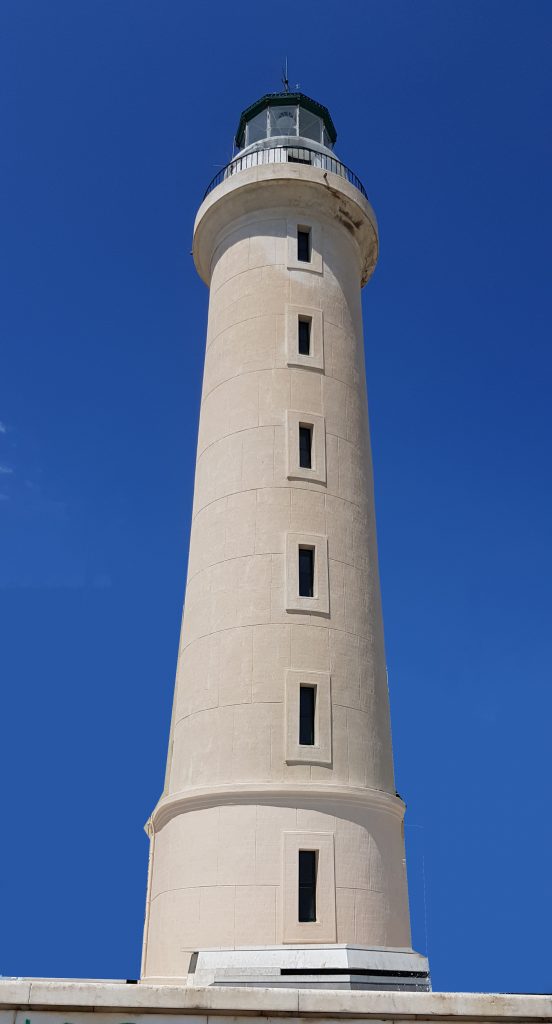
[269, 105, 297, 137]
[243, 104, 331, 149]
[299, 106, 322, 142]
[245, 109, 268, 146]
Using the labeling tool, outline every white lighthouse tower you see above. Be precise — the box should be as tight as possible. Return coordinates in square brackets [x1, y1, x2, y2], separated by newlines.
[140, 91, 430, 990]
[3, 85, 547, 1024]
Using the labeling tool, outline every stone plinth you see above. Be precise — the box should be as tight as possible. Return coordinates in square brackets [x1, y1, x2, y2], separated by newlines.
[1, 978, 551, 1023]
[187, 943, 430, 990]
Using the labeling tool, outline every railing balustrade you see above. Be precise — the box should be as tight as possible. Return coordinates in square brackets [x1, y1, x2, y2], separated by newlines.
[204, 145, 367, 200]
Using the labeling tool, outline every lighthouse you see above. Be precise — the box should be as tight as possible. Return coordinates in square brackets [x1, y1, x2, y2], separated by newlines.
[140, 91, 430, 990]
[2, 84, 547, 1024]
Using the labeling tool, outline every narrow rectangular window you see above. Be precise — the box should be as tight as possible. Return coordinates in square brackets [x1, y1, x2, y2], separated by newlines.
[299, 685, 316, 746]
[298, 850, 317, 922]
[298, 316, 311, 355]
[298, 546, 314, 597]
[299, 425, 312, 469]
[297, 228, 311, 263]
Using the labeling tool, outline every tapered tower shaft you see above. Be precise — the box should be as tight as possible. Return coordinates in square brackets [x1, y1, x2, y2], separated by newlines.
[141, 93, 425, 988]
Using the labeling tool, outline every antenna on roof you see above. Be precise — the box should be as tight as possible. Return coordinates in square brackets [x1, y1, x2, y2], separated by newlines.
[282, 58, 289, 93]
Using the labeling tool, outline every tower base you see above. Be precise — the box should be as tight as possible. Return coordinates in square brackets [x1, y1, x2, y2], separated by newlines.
[186, 945, 430, 991]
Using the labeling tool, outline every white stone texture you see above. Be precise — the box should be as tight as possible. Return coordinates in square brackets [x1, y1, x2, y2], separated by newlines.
[1, 979, 551, 1022]
[142, 164, 408, 980]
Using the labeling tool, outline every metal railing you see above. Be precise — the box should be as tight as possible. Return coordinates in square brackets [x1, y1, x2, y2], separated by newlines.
[204, 145, 367, 200]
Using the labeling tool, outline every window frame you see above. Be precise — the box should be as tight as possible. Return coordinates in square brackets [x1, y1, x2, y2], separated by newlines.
[298, 316, 312, 356]
[285, 532, 329, 615]
[298, 545, 315, 597]
[285, 669, 332, 766]
[299, 684, 316, 745]
[287, 220, 323, 274]
[299, 424, 313, 469]
[297, 227, 311, 263]
[298, 850, 317, 922]
[285, 410, 326, 484]
[282, 830, 336, 942]
[285, 305, 324, 371]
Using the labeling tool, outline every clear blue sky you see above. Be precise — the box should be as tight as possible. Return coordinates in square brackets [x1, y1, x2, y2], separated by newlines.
[1, 0, 551, 995]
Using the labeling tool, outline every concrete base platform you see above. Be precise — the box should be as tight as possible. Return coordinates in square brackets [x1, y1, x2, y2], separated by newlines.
[1, 977, 551, 1022]
[186, 944, 430, 990]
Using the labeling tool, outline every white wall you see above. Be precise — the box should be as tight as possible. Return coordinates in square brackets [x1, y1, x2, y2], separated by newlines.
[142, 167, 411, 981]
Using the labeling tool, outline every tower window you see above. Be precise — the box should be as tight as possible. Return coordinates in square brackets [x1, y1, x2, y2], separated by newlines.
[298, 850, 317, 922]
[298, 316, 311, 356]
[298, 546, 315, 598]
[299, 425, 313, 469]
[299, 685, 316, 746]
[297, 228, 311, 263]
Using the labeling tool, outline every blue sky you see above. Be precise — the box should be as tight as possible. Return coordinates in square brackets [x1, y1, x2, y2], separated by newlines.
[1, 0, 551, 995]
